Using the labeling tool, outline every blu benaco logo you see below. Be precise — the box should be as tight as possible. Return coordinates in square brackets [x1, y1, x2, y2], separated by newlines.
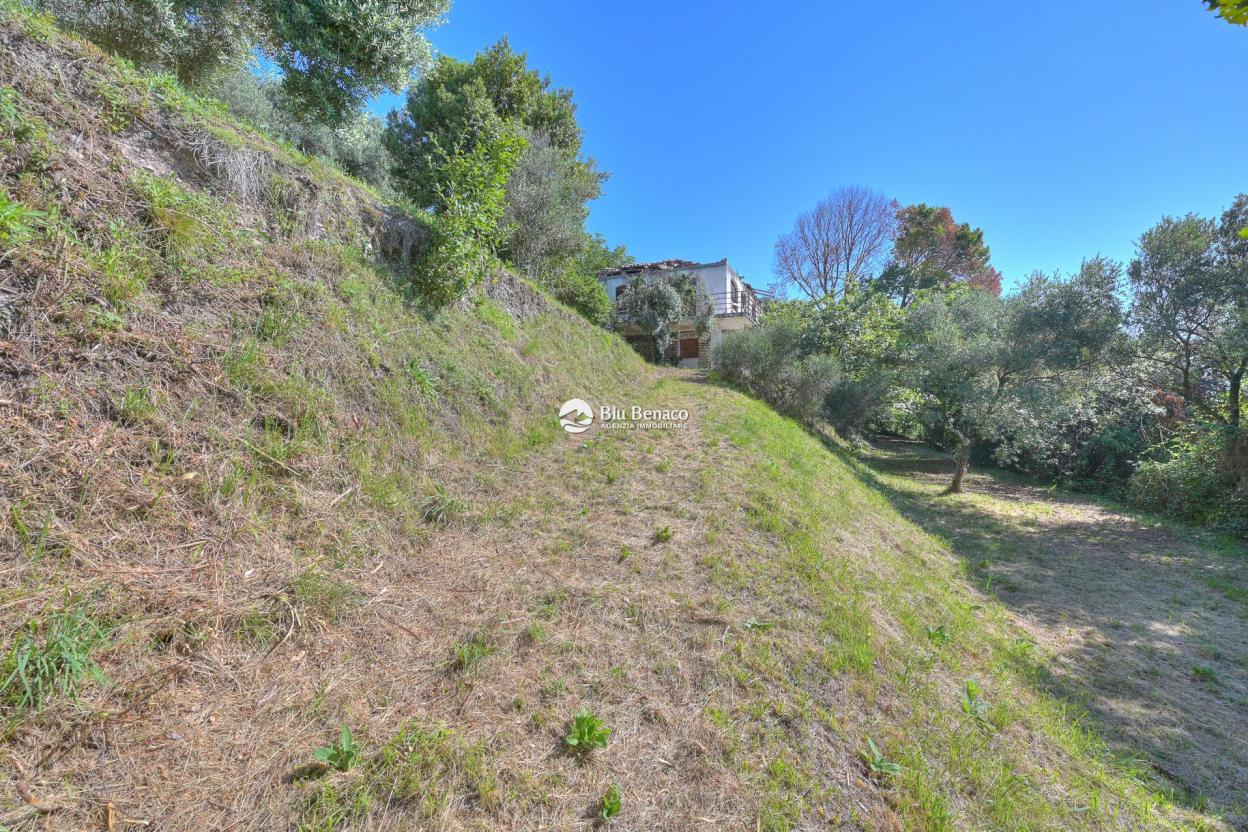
[559, 399, 594, 433]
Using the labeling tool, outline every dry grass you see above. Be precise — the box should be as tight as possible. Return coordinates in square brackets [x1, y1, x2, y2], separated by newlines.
[0, 8, 1238, 831]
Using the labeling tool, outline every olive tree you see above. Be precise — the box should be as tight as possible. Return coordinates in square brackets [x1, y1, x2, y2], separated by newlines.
[903, 261, 1121, 493]
[31, 0, 448, 124]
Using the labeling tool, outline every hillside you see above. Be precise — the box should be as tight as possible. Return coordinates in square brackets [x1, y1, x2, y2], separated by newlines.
[0, 8, 1237, 831]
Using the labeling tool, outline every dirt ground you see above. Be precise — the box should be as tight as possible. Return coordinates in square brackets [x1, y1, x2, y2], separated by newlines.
[859, 438, 1248, 824]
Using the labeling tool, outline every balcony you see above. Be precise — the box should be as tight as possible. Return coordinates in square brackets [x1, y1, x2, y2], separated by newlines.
[705, 290, 766, 324]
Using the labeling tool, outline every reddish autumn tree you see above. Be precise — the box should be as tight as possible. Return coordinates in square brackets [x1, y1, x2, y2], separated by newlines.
[874, 204, 1000, 306]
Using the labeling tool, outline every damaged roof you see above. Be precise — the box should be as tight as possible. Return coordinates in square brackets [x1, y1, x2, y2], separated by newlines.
[598, 258, 726, 277]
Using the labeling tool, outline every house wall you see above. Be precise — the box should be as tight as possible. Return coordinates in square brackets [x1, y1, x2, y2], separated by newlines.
[599, 260, 750, 316]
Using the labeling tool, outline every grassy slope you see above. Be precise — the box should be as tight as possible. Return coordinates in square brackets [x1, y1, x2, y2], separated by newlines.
[0, 7, 1231, 831]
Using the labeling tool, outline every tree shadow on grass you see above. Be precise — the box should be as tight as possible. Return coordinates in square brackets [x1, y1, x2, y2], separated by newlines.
[838, 436, 1248, 826]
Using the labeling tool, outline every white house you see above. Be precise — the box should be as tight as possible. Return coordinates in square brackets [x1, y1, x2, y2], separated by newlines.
[598, 259, 768, 368]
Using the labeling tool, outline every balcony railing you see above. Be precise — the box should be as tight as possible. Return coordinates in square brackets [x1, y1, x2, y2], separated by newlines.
[612, 288, 771, 326]
[705, 290, 765, 323]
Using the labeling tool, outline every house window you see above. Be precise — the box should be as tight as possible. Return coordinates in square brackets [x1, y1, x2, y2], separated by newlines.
[731, 281, 739, 308]
[615, 285, 626, 299]
[679, 336, 700, 359]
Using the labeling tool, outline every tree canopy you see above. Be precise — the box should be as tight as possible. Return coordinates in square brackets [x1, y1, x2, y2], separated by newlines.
[874, 204, 1001, 306]
[33, 0, 448, 124]
[1205, 0, 1248, 25]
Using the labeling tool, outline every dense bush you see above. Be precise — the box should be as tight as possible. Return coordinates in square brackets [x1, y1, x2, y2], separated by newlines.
[713, 318, 843, 425]
[989, 383, 1161, 492]
[1127, 425, 1247, 533]
[385, 38, 623, 320]
[414, 130, 525, 306]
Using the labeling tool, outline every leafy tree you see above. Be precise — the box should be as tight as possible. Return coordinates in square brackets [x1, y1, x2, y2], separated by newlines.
[538, 234, 628, 325]
[385, 38, 588, 209]
[200, 64, 395, 192]
[502, 130, 603, 277]
[31, 0, 448, 124]
[903, 263, 1119, 493]
[612, 272, 711, 362]
[1205, 0, 1248, 25]
[772, 186, 897, 303]
[1128, 211, 1246, 424]
[414, 128, 525, 305]
[1213, 194, 1248, 425]
[875, 204, 1001, 307]
[386, 38, 618, 323]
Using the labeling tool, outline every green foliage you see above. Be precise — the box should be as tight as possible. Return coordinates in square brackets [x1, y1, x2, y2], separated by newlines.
[314, 725, 361, 772]
[599, 783, 622, 821]
[1205, 0, 1248, 24]
[450, 633, 495, 671]
[412, 129, 525, 305]
[1127, 425, 1247, 533]
[564, 709, 611, 753]
[959, 679, 991, 726]
[418, 485, 465, 525]
[199, 63, 397, 193]
[30, 0, 448, 125]
[652, 525, 673, 544]
[1, 602, 110, 714]
[300, 721, 499, 829]
[131, 171, 229, 258]
[385, 37, 583, 210]
[117, 385, 156, 424]
[712, 316, 844, 425]
[874, 203, 1000, 306]
[94, 221, 155, 307]
[860, 736, 904, 779]
[386, 38, 622, 316]
[0, 188, 44, 247]
[612, 271, 712, 362]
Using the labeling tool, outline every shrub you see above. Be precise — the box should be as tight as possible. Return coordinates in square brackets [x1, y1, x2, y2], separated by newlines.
[0, 188, 44, 248]
[712, 318, 843, 425]
[314, 725, 361, 772]
[1127, 425, 1246, 533]
[412, 131, 525, 306]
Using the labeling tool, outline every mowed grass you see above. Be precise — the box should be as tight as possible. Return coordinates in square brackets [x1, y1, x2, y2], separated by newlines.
[687, 387, 1220, 831]
[0, 7, 1234, 829]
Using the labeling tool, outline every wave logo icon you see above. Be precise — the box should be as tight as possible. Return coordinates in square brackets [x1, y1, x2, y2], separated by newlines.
[558, 399, 594, 434]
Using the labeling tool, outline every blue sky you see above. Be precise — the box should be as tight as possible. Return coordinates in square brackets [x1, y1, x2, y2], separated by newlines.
[369, 0, 1246, 292]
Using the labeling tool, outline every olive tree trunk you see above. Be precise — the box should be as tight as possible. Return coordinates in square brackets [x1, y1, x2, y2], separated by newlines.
[944, 430, 972, 495]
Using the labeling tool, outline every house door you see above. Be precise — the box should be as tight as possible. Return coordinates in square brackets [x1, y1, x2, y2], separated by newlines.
[679, 336, 700, 359]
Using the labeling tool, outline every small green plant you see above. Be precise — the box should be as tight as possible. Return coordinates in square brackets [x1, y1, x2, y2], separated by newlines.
[652, 526, 673, 544]
[450, 633, 495, 671]
[1192, 665, 1220, 686]
[925, 624, 950, 645]
[564, 709, 611, 753]
[0, 189, 44, 247]
[960, 678, 991, 725]
[292, 570, 361, 623]
[616, 546, 633, 564]
[744, 617, 772, 632]
[860, 736, 904, 779]
[1, 603, 110, 713]
[419, 485, 464, 525]
[313, 725, 360, 772]
[117, 386, 155, 425]
[599, 782, 622, 821]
